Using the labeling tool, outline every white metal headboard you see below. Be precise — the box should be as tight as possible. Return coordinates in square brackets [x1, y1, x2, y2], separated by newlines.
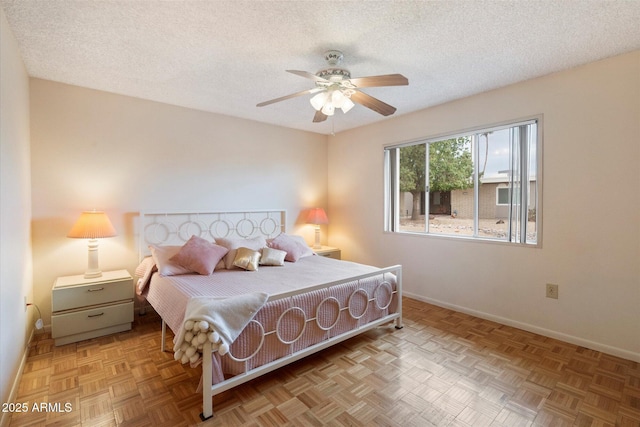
[138, 210, 286, 260]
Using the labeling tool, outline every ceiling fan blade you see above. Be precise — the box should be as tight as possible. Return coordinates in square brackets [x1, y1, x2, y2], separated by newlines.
[286, 70, 329, 83]
[313, 110, 328, 123]
[350, 91, 397, 116]
[257, 87, 324, 107]
[348, 74, 408, 88]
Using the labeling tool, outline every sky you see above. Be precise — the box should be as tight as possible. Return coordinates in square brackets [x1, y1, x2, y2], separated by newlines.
[475, 124, 537, 178]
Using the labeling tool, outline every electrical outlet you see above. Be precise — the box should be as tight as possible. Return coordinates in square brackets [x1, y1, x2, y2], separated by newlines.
[546, 283, 559, 299]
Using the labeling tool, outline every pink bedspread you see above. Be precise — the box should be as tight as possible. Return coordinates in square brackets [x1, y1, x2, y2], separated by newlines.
[143, 255, 399, 381]
[144, 255, 385, 334]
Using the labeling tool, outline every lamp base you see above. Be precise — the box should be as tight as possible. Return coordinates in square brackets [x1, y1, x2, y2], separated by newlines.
[84, 270, 103, 279]
[313, 227, 322, 249]
[85, 239, 103, 279]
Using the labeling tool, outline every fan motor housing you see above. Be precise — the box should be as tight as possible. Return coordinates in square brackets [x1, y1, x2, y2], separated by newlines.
[316, 68, 351, 81]
[324, 50, 344, 65]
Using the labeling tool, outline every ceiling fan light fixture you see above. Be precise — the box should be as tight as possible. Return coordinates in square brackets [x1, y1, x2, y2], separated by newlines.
[310, 91, 328, 111]
[321, 102, 335, 116]
[341, 97, 355, 113]
[331, 89, 346, 108]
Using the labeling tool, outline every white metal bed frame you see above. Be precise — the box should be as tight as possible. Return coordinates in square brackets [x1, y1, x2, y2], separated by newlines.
[138, 210, 402, 420]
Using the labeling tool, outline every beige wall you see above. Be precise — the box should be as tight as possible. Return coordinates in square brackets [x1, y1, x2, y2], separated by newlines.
[328, 51, 640, 361]
[29, 79, 328, 324]
[0, 8, 32, 419]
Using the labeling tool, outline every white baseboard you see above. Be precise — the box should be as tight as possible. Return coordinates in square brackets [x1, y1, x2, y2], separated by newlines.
[404, 291, 640, 363]
[0, 328, 34, 427]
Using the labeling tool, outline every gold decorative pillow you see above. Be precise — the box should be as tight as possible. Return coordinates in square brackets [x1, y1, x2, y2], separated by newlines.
[217, 236, 267, 269]
[232, 247, 261, 271]
[259, 247, 287, 266]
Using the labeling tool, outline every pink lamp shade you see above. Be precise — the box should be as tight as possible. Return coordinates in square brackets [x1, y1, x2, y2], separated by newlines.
[306, 208, 328, 249]
[68, 211, 117, 278]
[306, 208, 329, 225]
[67, 211, 117, 239]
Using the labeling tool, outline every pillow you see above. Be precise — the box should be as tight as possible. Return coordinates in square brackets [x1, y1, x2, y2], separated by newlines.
[259, 247, 286, 266]
[149, 245, 192, 276]
[135, 256, 155, 278]
[268, 233, 314, 262]
[169, 235, 228, 276]
[134, 256, 157, 295]
[216, 236, 267, 269]
[232, 247, 261, 271]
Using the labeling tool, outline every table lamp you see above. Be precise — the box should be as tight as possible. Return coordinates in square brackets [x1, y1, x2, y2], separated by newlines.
[306, 208, 329, 249]
[67, 210, 117, 278]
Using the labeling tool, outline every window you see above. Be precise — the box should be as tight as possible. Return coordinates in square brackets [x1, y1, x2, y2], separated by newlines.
[496, 186, 521, 206]
[497, 187, 510, 205]
[384, 118, 540, 245]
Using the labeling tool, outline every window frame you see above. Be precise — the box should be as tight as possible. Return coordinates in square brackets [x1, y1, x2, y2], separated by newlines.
[383, 116, 543, 247]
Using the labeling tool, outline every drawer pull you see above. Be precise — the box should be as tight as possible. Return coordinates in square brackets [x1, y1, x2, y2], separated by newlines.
[87, 287, 104, 292]
[88, 312, 104, 318]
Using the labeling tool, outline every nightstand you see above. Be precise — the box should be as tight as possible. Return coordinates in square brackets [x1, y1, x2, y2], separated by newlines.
[51, 270, 134, 346]
[313, 246, 341, 260]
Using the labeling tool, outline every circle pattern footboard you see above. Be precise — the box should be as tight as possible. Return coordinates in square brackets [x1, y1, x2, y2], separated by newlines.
[276, 307, 307, 344]
[223, 274, 398, 371]
[347, 288, 370, 319]
[374, 281, 394, 310]
[227, 320, 265, 362]
[315, 297, 341, 331]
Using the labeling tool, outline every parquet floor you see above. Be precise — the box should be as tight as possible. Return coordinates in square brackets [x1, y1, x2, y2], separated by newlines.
[9, 297, 640, 426]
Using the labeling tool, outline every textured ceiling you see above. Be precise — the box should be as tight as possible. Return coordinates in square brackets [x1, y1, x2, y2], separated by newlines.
[2, 1, 639, 135]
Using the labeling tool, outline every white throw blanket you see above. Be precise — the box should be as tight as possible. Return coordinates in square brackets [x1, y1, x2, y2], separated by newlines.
[173, 292, 269, 365]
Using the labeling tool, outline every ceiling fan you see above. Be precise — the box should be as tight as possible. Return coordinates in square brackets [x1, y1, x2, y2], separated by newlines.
[257, 50, 409, 123]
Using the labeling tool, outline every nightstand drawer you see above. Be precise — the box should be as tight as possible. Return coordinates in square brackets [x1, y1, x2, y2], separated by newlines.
[52, 278, 133, 312]
[51, 301, 134, 338]
[318, 250, 341, 260]
[313, 246, 341, 260]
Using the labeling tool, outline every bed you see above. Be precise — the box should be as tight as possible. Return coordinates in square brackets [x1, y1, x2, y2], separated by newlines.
[136, 210, 402, 420]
